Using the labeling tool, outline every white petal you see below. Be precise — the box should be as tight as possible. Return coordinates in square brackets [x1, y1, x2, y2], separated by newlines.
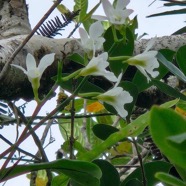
[79, 27, 89, 45]
[102, 0, 113, 18]
[99, 52, 108, 61]
[144, 37, 157, 52]
[104, 87, 123, 97]
[116, 0, 130, 10]
[91, 15, 108, 21]
[136, 65, 151, 82]
[89, 21, 104, 39]
[114, 73, 123, 87]
[94, 38, 105, 51]
[38, 53, 55, 74]
[27, 69, 41, 79]
[11, 64, 27, 74]
[103, 71, 118, 82]
[26, 53, 37, 71]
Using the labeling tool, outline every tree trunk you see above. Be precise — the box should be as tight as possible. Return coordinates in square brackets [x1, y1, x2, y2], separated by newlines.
[0, 0, 186, 101]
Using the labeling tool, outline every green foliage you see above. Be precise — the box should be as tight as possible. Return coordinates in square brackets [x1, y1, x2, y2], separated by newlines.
[93, 159, 120, 186]
[150, 107, 186, 169]
[155, 172, 186, 186]
[4, 1, 186, 186]
[0, 159, 102, 185]
[121, 161, 172, 186]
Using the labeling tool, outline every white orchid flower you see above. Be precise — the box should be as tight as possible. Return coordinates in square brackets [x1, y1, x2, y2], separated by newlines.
[126, 38, 159, 82]
[92, 0, 133, 25]
[79, 21, 105, 56]
[96, 86, 133, 118]
[78, 52, 118, 82]
[11, 53, 55, 100]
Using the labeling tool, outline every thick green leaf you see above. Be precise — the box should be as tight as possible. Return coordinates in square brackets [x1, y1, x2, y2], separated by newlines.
[59, 76, 104, 94]
[0, 159, 102, 184]
[92, 124, 119, 140]
[120, 161, 172, 186]
[155, 172, 186, 186]
[150, 106, 186, 168]
[152, 79, 186, 101]
[78, 99, 178, 161]
[157, 52, 186, 83]
[93, 159, 120, 186]
[104, 27, 134, 76]
[123, 179, 143, 186]
[176, 45, 186, 75]
[52, 174, 69, 186]
[167, 132, 186, 152]
[67, 53, 85, 66]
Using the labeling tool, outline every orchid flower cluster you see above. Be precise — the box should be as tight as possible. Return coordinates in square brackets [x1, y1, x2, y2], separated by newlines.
[77, 0, 159, 118]
[11, 0, 159, 119]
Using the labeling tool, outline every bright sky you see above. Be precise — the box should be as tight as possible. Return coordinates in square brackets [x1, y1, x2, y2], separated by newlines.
[1, 0, 186, 185]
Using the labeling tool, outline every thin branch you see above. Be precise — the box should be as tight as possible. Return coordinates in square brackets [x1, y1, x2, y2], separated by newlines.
[0, 113, 113, 126]
[7, 102, 49, 163]
[0, 77, 88, 165]
[69, 79, 77, 159]
[0, 134, 41, 162]
[119, 148, 149, 176]
[0, 0, 63, 81]
[132, 138, 147, 186]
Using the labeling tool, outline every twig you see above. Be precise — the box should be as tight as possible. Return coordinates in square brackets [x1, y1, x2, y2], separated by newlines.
[0, 77, 88, 163]
[81, 99, 91, 149]
[7, 102, 49, 162]
[124, 139, 148, 186]
[69, 79, 76, 159]
[35, 119, 53, 157]
[0, 0, 63, 81]
[119, 148, 149, 176]
[0, 134, 41, 162]
[1, 113, 113, 125]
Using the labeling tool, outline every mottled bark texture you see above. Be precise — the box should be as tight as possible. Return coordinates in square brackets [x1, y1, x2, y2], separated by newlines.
[0, 0, 186, 101]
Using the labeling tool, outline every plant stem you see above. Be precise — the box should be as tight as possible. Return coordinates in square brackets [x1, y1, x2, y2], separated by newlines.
[132, 137, 147, 186]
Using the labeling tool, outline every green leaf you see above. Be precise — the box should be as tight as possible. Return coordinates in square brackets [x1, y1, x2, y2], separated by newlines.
[0, 159, 102, 185]
[167, 132, 186, 152]
[176, 45, 186, 75]
[92, 124, 119, 140]
[104, 27, 134, 76]
[123, 179, 143, 186]
[155, 172, 186, 186]
[150, 106, 186, 168]
[59, 76, 104, 94]
[147, 8, 186, 17]
[74, 0, 88, 22]
[78, 99, 178, 161]
[93, 159, 120, 186]
[172, 26, 186, 35]
[52, 174, 69, 186]
[120, 161, 172, 186]
[67, 53, 85, 66]
[82, 1, 101, 23]
[152, 79, 186, 101]
[157, 52, 186, 83]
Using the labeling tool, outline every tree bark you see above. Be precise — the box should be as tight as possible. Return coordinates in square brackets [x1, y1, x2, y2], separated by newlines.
[0, 0, 186, 101]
